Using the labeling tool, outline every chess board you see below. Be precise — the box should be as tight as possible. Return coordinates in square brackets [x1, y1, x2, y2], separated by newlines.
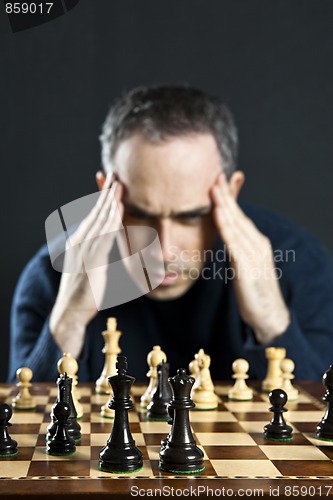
[0, 382, 333, 499]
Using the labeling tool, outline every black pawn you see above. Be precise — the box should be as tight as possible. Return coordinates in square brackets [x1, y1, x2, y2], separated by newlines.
[46, 401, 76, 456]
[316, 365, 333, 441]
[0, 403, 18, 457]
[146, 361, 172, 421]
[99, 355, 143, 473]
[264, 388, 293, 441]
[47, 373, 81, 442]
[159, 368, 205, 474]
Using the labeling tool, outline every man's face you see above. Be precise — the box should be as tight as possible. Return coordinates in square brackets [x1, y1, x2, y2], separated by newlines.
[112, 132, 222, 300]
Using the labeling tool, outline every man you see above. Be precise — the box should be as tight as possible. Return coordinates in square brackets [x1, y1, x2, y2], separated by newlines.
[8, 85, 333, 382]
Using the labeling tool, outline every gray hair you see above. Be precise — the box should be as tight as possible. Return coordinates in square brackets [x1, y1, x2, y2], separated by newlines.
[100, 85, 238, 177]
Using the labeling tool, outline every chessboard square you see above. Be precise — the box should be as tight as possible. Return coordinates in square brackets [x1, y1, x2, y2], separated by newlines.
[144, 433, 166, 446]
[34, 396, 49, 406]
[11, 434, 38, 447]
[82, 403, 92, 414]
[196, 432, 256, 446]
[146, 445, 208, 461]
[11, 412, 44, 424]
[129, 411, 140, 423]
[0, 461, 30, 478]
[189, 410, 237, 422]
[132, 433, 146, 447]
[272, 460, 333, 477]
[287, 411, 324, 422]
[251, 433, 312, 446]
[146, 445, 161, 461]
[10, 424, 41, 436]
[77, 387, 91, 397]
[211, 459, 280, 477]
[139, 421, 171, 434]
[90, 412, 113, 423]
[225, 401, 269, 413]
[191, 422, 245, 433]
[214, 384, 233, 396]
[91, 433, 111, 446]
[32, 446, 91, 461]
[203, 445, 268, 460]
[260, 445, 330, 461]
[232, 412, 270, 421]
[79, 422, 91, 434]
[28, 460, 90, 477]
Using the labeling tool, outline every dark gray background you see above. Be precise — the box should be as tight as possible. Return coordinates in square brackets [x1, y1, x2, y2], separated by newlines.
[1, 0, 333, 382]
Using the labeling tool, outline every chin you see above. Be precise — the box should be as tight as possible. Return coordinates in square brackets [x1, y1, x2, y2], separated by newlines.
[147, 280, 194, 301]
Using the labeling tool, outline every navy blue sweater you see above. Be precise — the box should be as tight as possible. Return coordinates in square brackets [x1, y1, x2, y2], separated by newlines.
[8, 203, 333, 382]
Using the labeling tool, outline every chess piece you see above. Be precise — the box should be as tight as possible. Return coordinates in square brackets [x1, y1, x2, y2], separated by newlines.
[99, 356, 143, 473]
[0, 403, 18, 457]
[280, 358, 299, 401]
[228, 358, 253, 401]
[146, 361, 172, 421]
[46, 401, 76, 456]
[264, 388, 293, 441]
[191, 349, 218, 410]
[188, 356, 199, 381]
[47, 373, 81, 443]
[57, 353, 83, 418]
[96, 317, 122, 394]
[316, 365, 333, 441]
[262, 347, 286, 392]
[159, 368, 205, 474]
[140, 345, 167, 408]
[12, 367, 36, 410]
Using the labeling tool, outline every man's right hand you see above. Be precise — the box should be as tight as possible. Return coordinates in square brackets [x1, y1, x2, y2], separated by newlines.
[49, 174, 124, 358]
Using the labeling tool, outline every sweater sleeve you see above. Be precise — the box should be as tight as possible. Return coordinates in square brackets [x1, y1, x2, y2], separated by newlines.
[8, 248, 62, 382]
[244, 229, 333, 381]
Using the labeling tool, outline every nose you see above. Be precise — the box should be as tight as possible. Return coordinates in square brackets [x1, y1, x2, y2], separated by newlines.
[157, 219, 177, 263]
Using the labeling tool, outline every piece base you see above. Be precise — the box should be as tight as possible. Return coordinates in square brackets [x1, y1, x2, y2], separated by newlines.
[315, 435, 333, 442]
[264, 435, 293, 442]
[46, 449, 76, 456]
[98, 465, 143, 474]
[100, 413, 114, 420]
[159, 465, 205, 474]
[0, 450, 18, 458]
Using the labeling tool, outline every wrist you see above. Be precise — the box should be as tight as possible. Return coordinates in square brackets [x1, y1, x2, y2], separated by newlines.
[252, 309, 291, 345]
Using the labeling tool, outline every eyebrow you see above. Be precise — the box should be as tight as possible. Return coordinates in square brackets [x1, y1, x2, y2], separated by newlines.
[124, 203, 213, 219]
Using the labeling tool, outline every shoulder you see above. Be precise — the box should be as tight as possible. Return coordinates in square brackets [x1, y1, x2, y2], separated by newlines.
[14, 244, 60, 303]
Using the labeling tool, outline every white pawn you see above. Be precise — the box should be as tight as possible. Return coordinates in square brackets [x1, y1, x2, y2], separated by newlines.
[100, 398, 115, 419]
[140, 345, 167, 408]
[192, 349, 219, 410]
[228, 359, 253, 401]
[280, 358, 299, 401]
[57, 353, 83, 419]
[12, 367, 36, 410]
[262, 347, 286, 392]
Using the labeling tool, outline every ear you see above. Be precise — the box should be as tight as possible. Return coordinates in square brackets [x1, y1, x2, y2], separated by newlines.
[96, 170, 107, 191]
[229, 170, 245, 199]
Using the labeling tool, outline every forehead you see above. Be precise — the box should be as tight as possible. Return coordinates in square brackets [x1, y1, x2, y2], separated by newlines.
[113, 133, 222, 214]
